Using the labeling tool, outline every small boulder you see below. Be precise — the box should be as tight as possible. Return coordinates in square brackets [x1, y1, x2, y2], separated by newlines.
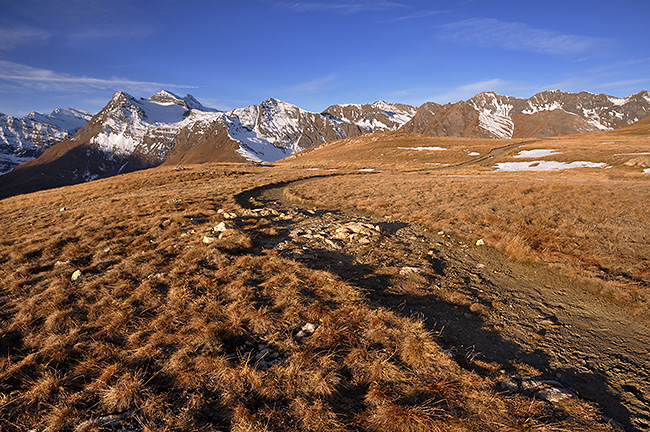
[535, 386, 574, 403]
[214, 222, 234, 232]
[202, 236, 217, 244]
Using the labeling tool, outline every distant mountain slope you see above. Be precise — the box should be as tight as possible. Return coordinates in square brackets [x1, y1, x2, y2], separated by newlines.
[401, 90, 650, 139]
[0, 108, 92, 174]
[322, 101, 417, 132]
[0, 92, 410, 198]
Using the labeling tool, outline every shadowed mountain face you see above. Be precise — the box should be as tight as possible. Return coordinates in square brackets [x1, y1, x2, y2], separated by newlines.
[1, 89, 649, 200]
[0, 108, 92, 175]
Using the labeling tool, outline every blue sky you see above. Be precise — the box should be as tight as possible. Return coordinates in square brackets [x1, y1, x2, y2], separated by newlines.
[0, 0, 648, 116]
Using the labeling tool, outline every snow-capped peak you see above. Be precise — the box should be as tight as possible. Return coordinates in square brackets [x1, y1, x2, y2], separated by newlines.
[25, 107, 92, 134]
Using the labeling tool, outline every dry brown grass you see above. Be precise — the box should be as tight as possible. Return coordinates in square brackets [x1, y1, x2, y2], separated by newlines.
[0, 163, 614, 430]
[279, 130, 650, 313]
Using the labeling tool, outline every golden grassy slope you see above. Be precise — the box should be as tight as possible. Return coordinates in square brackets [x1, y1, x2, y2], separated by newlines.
[0, 164, 613, 431]
[279, 129, 650, 312]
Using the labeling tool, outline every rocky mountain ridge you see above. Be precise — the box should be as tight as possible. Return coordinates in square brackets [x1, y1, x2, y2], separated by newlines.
[401, 90, 650, 139]
[0, 108, 92, 174]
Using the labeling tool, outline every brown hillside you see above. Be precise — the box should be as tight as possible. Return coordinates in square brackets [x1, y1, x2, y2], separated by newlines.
[512, 110, 598, 138]
[0, 161, 629, 431]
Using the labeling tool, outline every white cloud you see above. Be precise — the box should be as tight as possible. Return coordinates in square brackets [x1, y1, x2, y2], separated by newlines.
[0, 60, 196, 93]
[289, 73, 340, 93]
[0, 27, 53, 51]
[380, 10, 446, 23]
[65, 27, 154, 42]
[428, 79, 513, 103]
[438, 18, 611, 56]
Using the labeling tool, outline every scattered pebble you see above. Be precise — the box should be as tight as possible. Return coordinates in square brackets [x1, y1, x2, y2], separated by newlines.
[202, 236, 217, 244]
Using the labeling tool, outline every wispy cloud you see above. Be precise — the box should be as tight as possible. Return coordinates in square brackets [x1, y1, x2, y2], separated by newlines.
[66, 27, 155, 42]
[380, 10, 446, 23]
[428, 79, 515, 103]
[0, 27, 53, 51]
[289, 73, 340, 93]
[274, 1, 406, 14]
[0, 60, 196, 93]
[438, 18, 612, 56]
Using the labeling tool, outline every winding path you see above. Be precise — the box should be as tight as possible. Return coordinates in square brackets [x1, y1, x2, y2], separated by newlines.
[237, 174, 650, 432]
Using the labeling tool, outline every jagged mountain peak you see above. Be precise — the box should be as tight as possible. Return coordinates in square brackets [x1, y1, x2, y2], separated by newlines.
[259, 97, 303, 112]
[150, 90, 184, 103]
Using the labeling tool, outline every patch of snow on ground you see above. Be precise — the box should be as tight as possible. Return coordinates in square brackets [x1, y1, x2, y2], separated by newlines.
[513, 149, 561, 158]
[357, 168, 376, 172]
[398, 146, 448, 151]
[644, 168, 650, 174]
[493, 161, 608, 172]
[615, 152, 650, 156]
[468, 152, 480, 156]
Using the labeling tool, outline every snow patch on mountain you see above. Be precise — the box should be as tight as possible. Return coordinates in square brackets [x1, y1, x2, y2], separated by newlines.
[26, 108, 92, 134]
[372, 101, 417, 125]
[607, 96, 629, 106]
[522, 101, 564, 114]
[224, 99, 314, 162]
[0, 107, 91, 174]
[469, 93, 516, 138]
[477, 109, 515, 138]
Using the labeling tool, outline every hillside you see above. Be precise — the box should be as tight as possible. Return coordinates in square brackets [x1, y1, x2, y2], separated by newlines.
[1, 122, 649, 430]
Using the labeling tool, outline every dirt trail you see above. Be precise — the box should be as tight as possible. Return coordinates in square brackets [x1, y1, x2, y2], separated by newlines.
[237, 176, 650, 432]
[440, 141, 530, 169]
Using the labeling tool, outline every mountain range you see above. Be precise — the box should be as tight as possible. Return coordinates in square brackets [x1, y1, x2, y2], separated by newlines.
[0, 89, 648, 198]
[0, 108, 92, 175]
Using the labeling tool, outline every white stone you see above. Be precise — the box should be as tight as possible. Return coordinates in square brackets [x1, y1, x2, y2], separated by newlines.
[399, 266, 422, 275]
[214, 222, 233, 232]
[71, 270, 82, 281]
